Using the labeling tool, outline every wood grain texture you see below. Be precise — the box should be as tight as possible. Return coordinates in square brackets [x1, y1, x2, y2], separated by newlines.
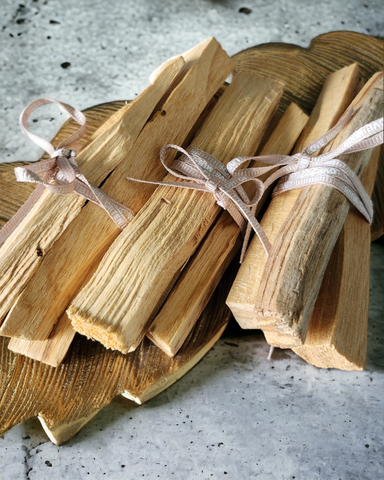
[148, 103, 308, 357]
[226, 64, 364, 329]
[68, 72, 283, 354]
[233, 31, 384, 240]
[256, 72, 383, 347]
[8, 314, 76, 367]
[293, 145, 380, 370]
[0, 56, 186, 327]
[7, 252, 104, 366]
[0, 102, 235, 445]
[1, 38, 234, 342]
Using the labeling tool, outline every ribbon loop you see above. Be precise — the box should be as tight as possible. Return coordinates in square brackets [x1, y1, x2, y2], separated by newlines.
[0, 98, 135, 247]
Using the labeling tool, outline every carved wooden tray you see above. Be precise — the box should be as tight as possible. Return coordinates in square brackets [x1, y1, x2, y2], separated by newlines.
[0, 31, 382, 445]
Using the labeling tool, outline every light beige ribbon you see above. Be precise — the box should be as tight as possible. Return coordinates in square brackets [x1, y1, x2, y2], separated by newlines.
[0, 98, 134, 246]
[127, 107, 383, 261]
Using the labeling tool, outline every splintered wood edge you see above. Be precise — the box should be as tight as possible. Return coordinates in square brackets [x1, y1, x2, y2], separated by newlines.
[291, 146, 380, 370]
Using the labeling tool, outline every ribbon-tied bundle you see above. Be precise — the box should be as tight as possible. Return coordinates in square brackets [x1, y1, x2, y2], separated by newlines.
[0, 98, 134, 246]
[128, 106, 383, 261]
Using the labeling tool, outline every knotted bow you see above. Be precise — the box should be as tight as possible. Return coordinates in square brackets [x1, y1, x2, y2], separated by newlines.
[0, 98, 134, 246]
[127, 106, 383, 261]
[127, 144, 272, 256]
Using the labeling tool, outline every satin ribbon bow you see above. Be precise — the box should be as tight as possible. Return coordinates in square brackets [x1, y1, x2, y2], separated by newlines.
[127, 144, 272, 256]
[0, 98, 134, 246]
[127, 106, 383, 261]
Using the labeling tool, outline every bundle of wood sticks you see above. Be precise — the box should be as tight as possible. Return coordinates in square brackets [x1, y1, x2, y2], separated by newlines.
[0, 37, 382, 375]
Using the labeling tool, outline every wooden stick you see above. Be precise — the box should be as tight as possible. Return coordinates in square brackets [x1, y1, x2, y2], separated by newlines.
[8, 314, 75, 367]
[226, 63, 364, 329]
[233, 32, 384, 243]
[256, 72, 383, 348]
[7, 251, 104, 366]
[147, 103, 308, 356]
[0, 103, 126, 366]
[0, 38, 234, 341]
[293, 145, 380, 370]
[68, 72, 284, 353]
[0, 54, 186, 325]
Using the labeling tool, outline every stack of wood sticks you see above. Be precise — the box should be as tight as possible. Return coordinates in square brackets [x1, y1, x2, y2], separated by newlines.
[0, 37, 382, 374]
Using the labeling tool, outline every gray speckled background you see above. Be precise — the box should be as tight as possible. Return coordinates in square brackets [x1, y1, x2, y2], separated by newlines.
[1, 1, 384, 479]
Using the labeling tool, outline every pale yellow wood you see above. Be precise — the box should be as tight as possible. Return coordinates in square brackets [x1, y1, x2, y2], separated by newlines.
[148, 103, 308, 356]
[0, 55, 186, 326]
[8, 314, 75, 367]
[1, 38, 234, 342]
[256, 72, 383, 347]
[293, 145, 380, 370]
[146, 214, 241, 356]
[38, 409, 101, 446]
[6, 249, 105, 366]
[68, 72, 284, 353]
[226, 63, 364, 330]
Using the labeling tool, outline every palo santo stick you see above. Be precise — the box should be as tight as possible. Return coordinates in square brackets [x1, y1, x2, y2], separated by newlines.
[6, 251, 104, 366]
[256, 71, 383, 348]
[8, 314, 75, 367]
[1, 38, 234, 340]
[147, 103, 308, 356]
[226, 63, 364, 329]
[293, 145, 380, 370]
[0, 54, 186, 325]
[68, 72, 284, 353]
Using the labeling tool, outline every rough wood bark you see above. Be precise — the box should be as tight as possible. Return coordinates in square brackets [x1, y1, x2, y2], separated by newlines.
[68, 72, 283, 354]
[233, 31, 384, 240]
[226, 64, 364, 329]
[293, 145, 380, 370]
[148, 103, 308, 356]
[256, 72, 383, 347]
[0, 55, 186, 325]
[0, 38, 233, 341]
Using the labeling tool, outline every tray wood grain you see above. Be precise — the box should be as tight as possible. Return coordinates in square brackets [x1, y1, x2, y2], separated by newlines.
[0, 32, 382, 445]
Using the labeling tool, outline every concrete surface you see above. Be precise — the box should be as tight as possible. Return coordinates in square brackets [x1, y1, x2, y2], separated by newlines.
[1, 0, 384, 479]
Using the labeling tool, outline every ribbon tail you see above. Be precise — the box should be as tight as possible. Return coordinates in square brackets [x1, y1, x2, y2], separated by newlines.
[223, 190, 272, 258]
[89, 184, 135, 228]
[240, 205, 256, 263]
